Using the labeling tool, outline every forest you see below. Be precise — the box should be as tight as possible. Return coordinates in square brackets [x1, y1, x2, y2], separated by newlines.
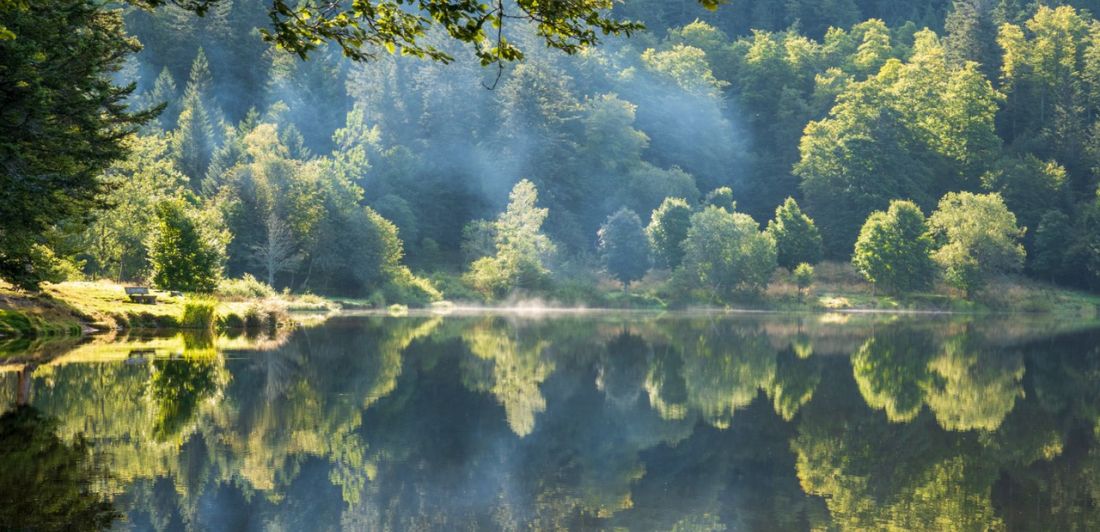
[5, 0, 1100, 307]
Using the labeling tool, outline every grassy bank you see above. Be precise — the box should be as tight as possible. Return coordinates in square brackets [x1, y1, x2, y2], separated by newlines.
[0, 280, 339, 342]
[496, 261, 1100, 316]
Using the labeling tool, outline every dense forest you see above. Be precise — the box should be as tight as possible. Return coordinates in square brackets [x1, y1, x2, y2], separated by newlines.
[5, 0, 1100, 305]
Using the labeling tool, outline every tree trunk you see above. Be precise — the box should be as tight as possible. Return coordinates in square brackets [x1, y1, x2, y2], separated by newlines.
[16, 364, 34, 406]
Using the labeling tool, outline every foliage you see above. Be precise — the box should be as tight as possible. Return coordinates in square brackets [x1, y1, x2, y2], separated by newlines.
[11, 0, 1100, 306]
[147, 199, 228, 293]
[793, 263, 815, 300]
[796, 30, 1002, 253]
[647, 197, 694, 269]
[598, 208, 652, 288]
[681, 206, 777, 298]
[0, 407, 121, 529]
[77, 134, 188, 281]
[852, 200, 937, 294]
[928, 192, 1026, 296]
[216, 274, 277, 300]
[767, 197, 824, 269]
[703, 187, 736, 211]
[0, 0, 153, 290]
[134, 0, 725, 65]
[179, 298, 217, 330]
[465, 180, 555, 298]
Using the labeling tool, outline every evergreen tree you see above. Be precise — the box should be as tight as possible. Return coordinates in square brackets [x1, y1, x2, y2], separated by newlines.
[144, 67, 180, 130]
[598, 208, 651, 289]
[944, 0, 1000, 78]
[172, 88, 216, 188]
[0, 0, 154, 289]
[767, 197, 824, 269]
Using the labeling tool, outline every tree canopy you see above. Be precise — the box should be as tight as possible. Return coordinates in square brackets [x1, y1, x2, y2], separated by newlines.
[132, 0, 722, 65]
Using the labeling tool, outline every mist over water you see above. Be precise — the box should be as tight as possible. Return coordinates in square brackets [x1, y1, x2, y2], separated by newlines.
[2, 312, 1100, 529]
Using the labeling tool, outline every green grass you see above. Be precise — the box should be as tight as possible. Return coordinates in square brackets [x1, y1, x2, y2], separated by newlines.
[0, 280, 331, 341]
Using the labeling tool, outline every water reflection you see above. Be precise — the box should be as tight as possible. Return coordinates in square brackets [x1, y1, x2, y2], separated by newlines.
[0, 406, 121, 530]
[0, 313, 1098, 529]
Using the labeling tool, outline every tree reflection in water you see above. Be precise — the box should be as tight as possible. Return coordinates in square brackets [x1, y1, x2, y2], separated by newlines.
[1, 314, 1099, 529]
[0, 406, 120, 530]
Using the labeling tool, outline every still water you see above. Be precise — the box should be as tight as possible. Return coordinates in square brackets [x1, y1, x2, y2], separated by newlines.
[2, 311, 1100, 531]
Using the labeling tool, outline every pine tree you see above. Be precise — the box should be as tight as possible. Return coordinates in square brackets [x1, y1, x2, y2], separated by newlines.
[0, 0, 154, 289]
[145, 67, 180, 130]
[172, 88, 216, 189]
[945, 0, 1000, 79]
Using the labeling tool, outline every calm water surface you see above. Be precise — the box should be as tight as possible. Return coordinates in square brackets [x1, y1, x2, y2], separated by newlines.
[2, 311, 1100, 531]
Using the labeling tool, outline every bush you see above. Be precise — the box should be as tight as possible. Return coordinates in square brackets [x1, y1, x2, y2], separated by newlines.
[216, 274, 275, 299]
[219, 312, 245, 329]
[180, 298, 217, 331]
[793, 263, 815, 301]
[465, 256, 513, 299]
[383, 267, 441, 307]
[429, 272, 482, 302]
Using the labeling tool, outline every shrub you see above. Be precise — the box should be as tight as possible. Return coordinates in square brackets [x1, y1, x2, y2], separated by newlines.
[216, 274, 275, 300]
[180, 298, 217, 331]
[219, 312, 245, 329]
[793, 263, 815, 301]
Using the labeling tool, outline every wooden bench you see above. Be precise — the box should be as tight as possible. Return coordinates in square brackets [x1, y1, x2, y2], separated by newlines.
[124, 286, 157, 304]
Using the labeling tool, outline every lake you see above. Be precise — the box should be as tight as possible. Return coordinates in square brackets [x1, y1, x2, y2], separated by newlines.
[2, 311, 1099, 530]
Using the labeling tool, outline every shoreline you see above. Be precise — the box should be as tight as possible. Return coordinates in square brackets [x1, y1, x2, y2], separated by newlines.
[3, 274, 1097, 349]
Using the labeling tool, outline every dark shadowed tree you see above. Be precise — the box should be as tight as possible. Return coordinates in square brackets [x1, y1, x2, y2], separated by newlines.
[0, 0, 154, 289]
[598, 208, 651, 289]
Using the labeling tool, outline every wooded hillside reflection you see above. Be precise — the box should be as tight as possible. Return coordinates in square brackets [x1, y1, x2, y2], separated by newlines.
[1, 313, 1098, 530]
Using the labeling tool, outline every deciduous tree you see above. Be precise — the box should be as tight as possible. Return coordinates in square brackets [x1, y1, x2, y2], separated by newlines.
[852, 200, 937, 294]
[598, 208, 651, 289]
